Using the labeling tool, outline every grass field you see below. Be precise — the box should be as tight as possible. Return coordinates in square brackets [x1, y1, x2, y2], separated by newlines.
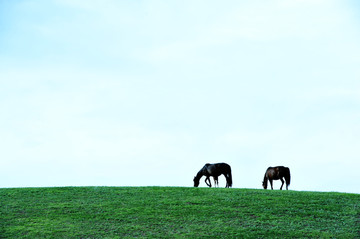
[0, 187, 359, 238]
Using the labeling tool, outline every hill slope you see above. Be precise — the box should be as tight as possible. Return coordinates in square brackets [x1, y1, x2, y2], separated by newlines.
[1, 187, 359, 238]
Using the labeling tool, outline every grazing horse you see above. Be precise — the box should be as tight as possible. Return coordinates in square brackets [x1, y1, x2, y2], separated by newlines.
[262, 166, 291, 190]
[193, 163, 232, 188]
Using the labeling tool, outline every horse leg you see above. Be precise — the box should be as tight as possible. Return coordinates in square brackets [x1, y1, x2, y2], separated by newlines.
[270, 180, 274, 190]
[205, 177, 212, 187]
[206, 177, 211, 187]
[214, 176, 219, 187]
[280, 178, 284, 190]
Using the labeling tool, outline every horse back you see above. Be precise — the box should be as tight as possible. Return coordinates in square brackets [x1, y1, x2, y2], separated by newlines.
[266, 166, 289, 179]
[205, 163, 231, 176]
[277, 166, 290, 176]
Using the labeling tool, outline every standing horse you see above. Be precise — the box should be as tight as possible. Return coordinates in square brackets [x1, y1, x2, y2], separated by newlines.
[193, 163, 232, 188]
[262, 166, 291, 190]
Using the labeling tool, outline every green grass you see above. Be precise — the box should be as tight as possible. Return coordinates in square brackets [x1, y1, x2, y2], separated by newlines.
[0, 187, 359, 238]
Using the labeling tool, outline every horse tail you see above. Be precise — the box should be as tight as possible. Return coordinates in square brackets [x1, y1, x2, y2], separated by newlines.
[227, 170, 232, 188]
[285, 167, 291, 187]
[225, 165, 232, 188]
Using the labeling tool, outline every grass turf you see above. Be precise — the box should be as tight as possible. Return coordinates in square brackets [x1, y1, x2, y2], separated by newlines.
[1, 187, 359, 238]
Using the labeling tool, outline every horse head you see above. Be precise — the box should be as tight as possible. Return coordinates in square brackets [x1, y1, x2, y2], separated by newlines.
[193, 176, 200, 187]
[262, 180, 268, 189]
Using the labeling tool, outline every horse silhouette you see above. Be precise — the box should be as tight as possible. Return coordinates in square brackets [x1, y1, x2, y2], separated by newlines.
[262, 166, 291, 190]
[193, 163, 232, 188]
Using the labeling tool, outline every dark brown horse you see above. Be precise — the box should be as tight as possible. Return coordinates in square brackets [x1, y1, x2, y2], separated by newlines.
[193, 163, 232, 188]
[262, 166, 291, 190]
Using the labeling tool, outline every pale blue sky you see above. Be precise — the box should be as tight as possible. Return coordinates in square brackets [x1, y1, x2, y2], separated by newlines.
[1, 0, 359, 193]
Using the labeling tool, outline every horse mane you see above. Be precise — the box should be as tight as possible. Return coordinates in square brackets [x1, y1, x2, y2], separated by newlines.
[195, 170, 203, 180]
[195, 164, 208, 180]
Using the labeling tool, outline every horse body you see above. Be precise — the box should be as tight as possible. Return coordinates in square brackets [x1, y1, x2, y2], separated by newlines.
[262, 166, 291, 190]
[193, 163, 232, 188]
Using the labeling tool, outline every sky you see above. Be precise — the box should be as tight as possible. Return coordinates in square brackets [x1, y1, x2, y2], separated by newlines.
[1, 0, 359, 193]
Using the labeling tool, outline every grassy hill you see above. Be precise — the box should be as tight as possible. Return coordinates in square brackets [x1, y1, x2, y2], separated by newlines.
[0, 187, 359, 238]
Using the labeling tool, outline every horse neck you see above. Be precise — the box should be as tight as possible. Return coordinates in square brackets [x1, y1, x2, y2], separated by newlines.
[195, 170, 204, 180]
